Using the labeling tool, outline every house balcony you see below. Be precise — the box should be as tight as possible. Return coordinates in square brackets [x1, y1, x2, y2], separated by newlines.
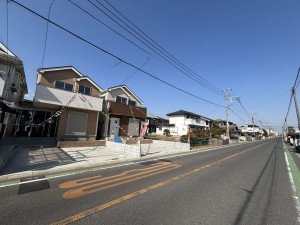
[34, 84, 103, 111]
[107, 101, 147, 118]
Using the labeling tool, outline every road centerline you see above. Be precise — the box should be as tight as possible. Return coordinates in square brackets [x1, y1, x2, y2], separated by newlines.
[51, 141, 268, 225]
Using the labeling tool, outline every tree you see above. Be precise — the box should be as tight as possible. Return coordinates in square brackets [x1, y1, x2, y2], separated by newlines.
[163, 129, 170, 136]
[262, 129, 268, 137]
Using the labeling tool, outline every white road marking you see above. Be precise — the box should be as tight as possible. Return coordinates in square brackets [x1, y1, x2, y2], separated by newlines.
[284, 151, 300, 223]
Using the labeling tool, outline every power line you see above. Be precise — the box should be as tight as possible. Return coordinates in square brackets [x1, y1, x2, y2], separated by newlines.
[229, 108, 246, 123]
[41, 0, 54, 67]
[102, 0, 223, 95]
[10, 0, 225, 108]
[283, 88, 294, 129]
[122, 57, 151, 83]
[67, 0, 152, 56]
[295, 67, 300, 89]
[237, 98, 251, 118]
[6, 0, 9, 52]
[90, 0, 224, 96]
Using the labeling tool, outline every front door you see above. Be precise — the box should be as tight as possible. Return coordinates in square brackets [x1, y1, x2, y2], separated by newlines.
[110, 117, 120, 136]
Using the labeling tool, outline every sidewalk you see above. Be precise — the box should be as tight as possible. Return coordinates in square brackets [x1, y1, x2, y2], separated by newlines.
[0, 143, 192, 183]
[0, 139, 252, 184]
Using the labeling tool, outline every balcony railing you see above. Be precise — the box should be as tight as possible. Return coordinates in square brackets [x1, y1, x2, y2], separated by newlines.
[34, 85, 102, 111]
[108, 101, 147, 118]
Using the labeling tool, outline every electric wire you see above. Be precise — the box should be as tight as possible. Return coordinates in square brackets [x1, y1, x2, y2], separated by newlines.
[67, 0, 152, 56]
[237, 98, 251, 118]
[122, 57, 151, 83]
[229, 108, 246, 123]
[41, 0, 54, 67]
[101, 0, 223, 95]
[295, 67, 300, 89]
[10, 0, 225, 108]
[103, 0, 222, 96]
[6, 0, 9, 53]
[90, 0, 224, 96]
[283, 92, 293, 130]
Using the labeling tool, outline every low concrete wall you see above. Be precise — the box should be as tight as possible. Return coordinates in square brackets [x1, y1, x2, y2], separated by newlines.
[57, 140, 106, 148]
[106, 141, 140, 157]
[141, 140, 190, 151]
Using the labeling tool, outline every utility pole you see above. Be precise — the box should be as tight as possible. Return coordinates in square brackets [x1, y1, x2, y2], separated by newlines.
[251, 112, 254, 137]
[292, 87, 300, 130]
[222, 89, 239, 140]
[223, 88, 231, 140]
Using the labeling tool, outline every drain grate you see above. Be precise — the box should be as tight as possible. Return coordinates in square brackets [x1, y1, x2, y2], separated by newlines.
[18, 175, 50, 195]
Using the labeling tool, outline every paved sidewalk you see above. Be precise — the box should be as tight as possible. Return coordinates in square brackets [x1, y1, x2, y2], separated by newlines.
[0, 139, 252, 184]
[0, 144, 193, 182]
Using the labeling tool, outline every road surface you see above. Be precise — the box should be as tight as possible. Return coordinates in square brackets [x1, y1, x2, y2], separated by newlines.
[0, 138, 299, 225]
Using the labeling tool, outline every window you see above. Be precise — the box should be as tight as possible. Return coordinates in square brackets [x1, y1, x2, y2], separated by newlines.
[128, 99, 136, 106]
[78, 85, 91, 95]
[55, 81, 73, 92]
[116, 96, 127, 104]
[65, 83, 73, 92]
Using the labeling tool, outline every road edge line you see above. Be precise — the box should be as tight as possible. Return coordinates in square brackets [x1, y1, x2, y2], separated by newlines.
[283, 143, 300, 222]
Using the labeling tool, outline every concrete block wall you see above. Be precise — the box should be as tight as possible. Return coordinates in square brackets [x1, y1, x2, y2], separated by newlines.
[149, 140, 190, 151]
[106, 141, 140, 157]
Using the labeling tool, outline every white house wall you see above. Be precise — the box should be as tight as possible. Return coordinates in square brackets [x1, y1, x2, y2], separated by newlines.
[169, 116, 188, 136]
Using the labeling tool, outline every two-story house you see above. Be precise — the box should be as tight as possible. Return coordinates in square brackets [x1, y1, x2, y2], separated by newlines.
[99, 85, 147, 139]
[146, 113, 169, 134]
[240, 124, 263, 135]
[0, 42, 28, 138]
[166, 110, 212, 136]
[213, 119, 238, 133]
[33, 66, 103, 140]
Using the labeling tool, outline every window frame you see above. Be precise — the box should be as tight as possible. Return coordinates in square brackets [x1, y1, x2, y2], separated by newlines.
[55, 80, 73, 92]
[128, 99, 136, 106]
[116, 96, 127, 104]
[78, 85, 91, 95]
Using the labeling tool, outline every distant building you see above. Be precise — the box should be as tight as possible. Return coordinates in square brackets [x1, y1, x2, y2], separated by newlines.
[146, 113, 169, 134]
[213, 119, 238, 133]
[240, 124, 263, 136]
[166, 110, 212, 136]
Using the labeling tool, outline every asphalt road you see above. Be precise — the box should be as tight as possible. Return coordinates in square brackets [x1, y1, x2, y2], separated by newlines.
[0, 138, 299, 225]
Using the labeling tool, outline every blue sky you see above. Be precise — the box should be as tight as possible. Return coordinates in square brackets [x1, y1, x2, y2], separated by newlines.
[1, 0, 300, 131]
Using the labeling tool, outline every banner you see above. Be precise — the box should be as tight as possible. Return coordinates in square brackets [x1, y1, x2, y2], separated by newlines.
[140, 122, 149, 138]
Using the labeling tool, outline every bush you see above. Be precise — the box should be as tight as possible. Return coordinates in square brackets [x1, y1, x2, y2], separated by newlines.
[163, 129, 170, 136]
